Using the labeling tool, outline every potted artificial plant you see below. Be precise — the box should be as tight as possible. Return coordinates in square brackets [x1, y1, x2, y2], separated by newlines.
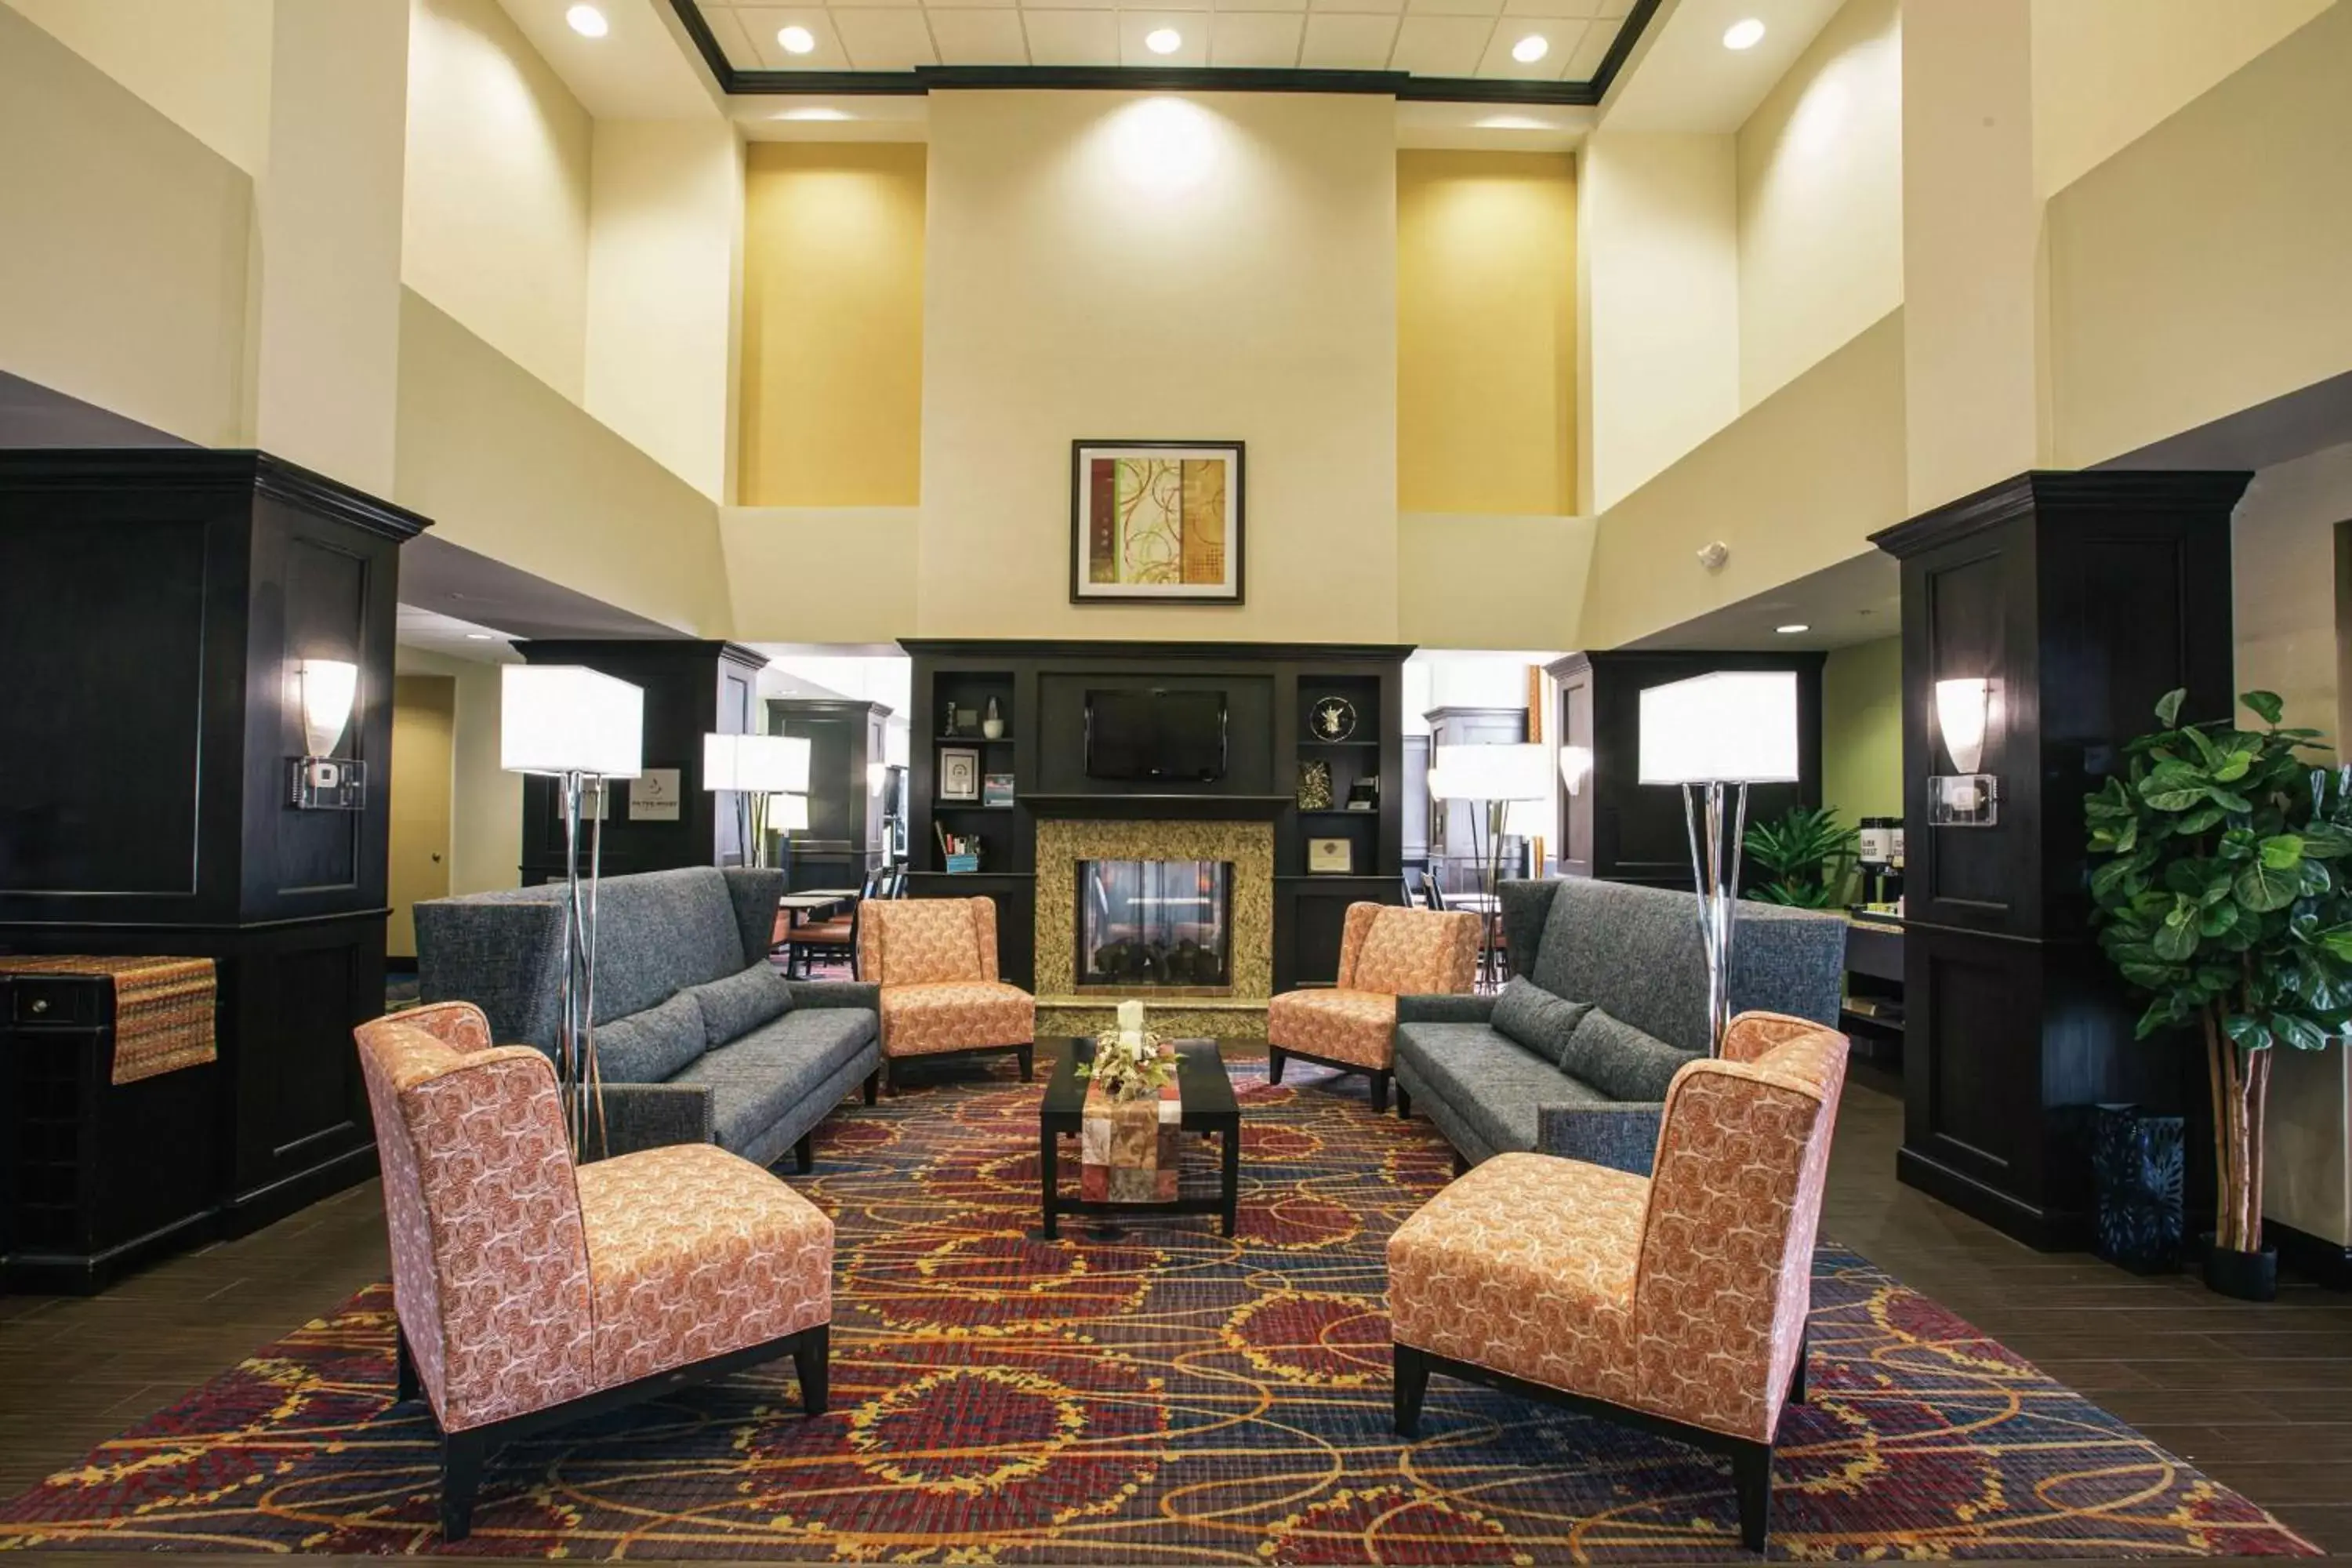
[1745, 805, 1861, 908]
[2083, 688, 2352, 1299]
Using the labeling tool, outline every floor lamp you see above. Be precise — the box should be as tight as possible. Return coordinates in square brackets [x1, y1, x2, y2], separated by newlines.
[1636, 670, 1800, 1056]
[703, 732, 812, 870]
[503, 665, 645, 1154]
[1427, 742, 1553, 987]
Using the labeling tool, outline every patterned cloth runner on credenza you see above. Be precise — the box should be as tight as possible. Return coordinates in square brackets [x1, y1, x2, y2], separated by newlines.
[0, 956, 217, 1084]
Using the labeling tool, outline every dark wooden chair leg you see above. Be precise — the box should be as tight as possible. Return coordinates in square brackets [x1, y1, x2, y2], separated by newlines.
[793, 1131, 814, 1175]
[863, 1067, 880, 1106]
[1396, 1086, 1413, 1120]
[1369, 1070, 1390, 1114]
[1017, 1044, 1033, 1082]
[1452, 1149, 1471, 1178]
[793, 1323, 830, 1418]
[1392, 1342, 1429, 1439]
[1787, 1322, 1809, 1406]
[395, 1327, 421, 1404]
[1268, 1045, 1287, 1084]
[440, 1428, 486, 1541]
[1730, 1442, 1773, 1552]
[883, 1058, 898, 1097]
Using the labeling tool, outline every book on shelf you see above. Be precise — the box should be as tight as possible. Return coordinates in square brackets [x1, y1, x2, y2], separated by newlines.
[934, 819, 982, 870]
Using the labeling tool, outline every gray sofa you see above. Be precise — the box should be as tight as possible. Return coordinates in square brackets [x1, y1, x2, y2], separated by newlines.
[415, 866, 880, 1172]
[1394, 877, 1844, 1173]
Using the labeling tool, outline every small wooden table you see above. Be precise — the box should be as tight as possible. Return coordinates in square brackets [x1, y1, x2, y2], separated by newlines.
[1037, 1035, 1241, 1240]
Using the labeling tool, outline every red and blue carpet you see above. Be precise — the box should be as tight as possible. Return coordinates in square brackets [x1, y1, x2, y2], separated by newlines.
[0, 1058, 2315, 1561]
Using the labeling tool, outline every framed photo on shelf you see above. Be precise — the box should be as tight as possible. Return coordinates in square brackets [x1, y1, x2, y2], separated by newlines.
[939, 747, 982, 801]
[1306, 837, 1354, 875]
[1070, 440, 1245, 605]
[982, 772, 1016, 807]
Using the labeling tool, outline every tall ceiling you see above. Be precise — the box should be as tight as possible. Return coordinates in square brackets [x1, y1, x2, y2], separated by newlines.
[672, 0, 1650, 89]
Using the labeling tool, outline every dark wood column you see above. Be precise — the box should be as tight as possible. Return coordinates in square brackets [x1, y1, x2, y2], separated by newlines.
[766, 698, 891, 892]
[1871, 470, 2247, 1249]
[515, 641, 768, 883]
[0, 450, 427, 1256]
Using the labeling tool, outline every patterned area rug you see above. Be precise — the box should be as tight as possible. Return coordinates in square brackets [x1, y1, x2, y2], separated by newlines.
[0, 1057, 2316, 1562]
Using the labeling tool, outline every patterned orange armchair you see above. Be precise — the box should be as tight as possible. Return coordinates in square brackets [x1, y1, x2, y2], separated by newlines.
[355, 1003, 833, 1540]
[1266, 902, 1480, 1112]
[858, 895, 1036, 1092]
[1386, 1011, 1848, 1552]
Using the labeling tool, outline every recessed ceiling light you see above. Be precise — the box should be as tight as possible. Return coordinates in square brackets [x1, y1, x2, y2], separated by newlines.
[565, 3, 608, 37]
[1776, 623, 1810, 635]
[774, 107, 852, 122]
[465, 632, 495, 641]
[1722, 17, 1766, 49]
[1511, 33, 1548, 63]
[1475, 114, 1552, 130]
[1145, 27, 1182, 54]
[778, 24, 816, 54]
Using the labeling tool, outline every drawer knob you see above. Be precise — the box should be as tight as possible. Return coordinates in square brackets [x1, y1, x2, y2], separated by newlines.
[28, 997, 48, 1015]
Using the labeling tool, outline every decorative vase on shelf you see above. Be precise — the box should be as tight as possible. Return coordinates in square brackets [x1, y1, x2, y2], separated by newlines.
[982, 696, 1004, 740]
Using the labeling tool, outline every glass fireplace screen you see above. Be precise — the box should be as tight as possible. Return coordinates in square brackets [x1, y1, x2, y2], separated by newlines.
[1077, 858, 1233, 992]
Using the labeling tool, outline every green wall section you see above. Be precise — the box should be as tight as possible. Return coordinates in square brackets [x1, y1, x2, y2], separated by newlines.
[1822, 636, 1904, 825]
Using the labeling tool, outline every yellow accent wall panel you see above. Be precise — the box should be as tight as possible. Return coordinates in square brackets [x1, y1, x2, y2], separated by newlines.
[741, 142, 926, 507]
[1397, 151, 1576, 515]
[1820, 635, 1903, 822]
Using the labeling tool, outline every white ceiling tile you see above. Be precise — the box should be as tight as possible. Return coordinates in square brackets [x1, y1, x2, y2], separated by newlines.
[699, 7, 768, 67]
[1021, 9, 1120, 60]
[1116, 12, 1210, 60]
[826, 0, 922, 13]
[735, 7, 855, 66]
[1208, 10, 1302, 64]
[1591, 0, 1629, 14]
[1298, 12, 1396, 65]
[1563, 16, 1614, 75]
[926, 7, 1031, 57]
[1388, 13, 1490, 73]
[1476, 17, 1579, 77]
[1405, 0, 1500, 15]
[924, 0, 1014, 9]
[833, 6, 940, 65]
[1498, 0, 1605, 12]
[1218, 0, 1305, 13]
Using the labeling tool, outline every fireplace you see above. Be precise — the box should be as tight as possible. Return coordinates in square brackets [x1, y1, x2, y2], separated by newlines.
[1076, 858, 1233, 995]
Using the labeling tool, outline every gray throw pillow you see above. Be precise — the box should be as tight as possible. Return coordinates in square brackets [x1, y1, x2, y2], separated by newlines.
[686, 960, 797, 1049]
[593, 991, 707, 1083]
[1561, 1007, 1699, 1102]
[1489, 977, 1595, 1069]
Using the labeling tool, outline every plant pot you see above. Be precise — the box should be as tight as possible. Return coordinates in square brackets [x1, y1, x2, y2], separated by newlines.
[2091, 1104, 2183, 1274]
[982, 719, 1004, 739]
[2200, 1234, 2279, 1301]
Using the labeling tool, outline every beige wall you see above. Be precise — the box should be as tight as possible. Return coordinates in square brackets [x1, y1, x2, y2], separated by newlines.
[721, 506, 921, 643]
[2, 0, 274, 177]
[1734, 0, 1903, 409]
[1579, 132, 1740, 514]
[586, 118, 744, 502]
[2045, 2, 2352, 470]
[2030, 0, 2336, 199]
[1396, 151, 1577, 516]
[1820, 634, 1903, 822]
[392, 647, 523, 899]
[1397, 514, 1591, 651]
[740, 143, 927, 507]
[0, 3, 252, 446]
[402, 0, 593, 403]
[918, 92, 1398, 641]
[1581, 310, 1906, 650]
[395, 289, 731, 636]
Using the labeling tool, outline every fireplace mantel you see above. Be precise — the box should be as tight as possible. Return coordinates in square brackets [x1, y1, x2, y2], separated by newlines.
[1022, 793, 1294, 822]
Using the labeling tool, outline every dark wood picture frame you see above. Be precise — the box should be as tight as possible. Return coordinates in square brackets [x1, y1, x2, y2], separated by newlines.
[1069, 439, 1247, 607]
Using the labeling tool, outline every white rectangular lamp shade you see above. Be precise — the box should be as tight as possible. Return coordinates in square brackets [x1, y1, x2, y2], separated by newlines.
[501, 665, 644, 779]
[704, 733, 812, 794]
[1428, 742, 1553, 803]
[770, 792, 809, 832]
[1637, 671, 1799, 784]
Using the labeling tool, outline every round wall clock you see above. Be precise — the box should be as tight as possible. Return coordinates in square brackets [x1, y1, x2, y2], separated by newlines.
[1309, 695, 1358, 742]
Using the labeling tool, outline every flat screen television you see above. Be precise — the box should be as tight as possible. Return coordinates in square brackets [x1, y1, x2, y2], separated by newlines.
[1084, 688, 1228, 782]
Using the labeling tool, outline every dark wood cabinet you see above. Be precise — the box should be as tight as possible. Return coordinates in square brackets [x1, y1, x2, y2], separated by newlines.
[515, 641, 767, 883]
[0, 450, 426, 1271]
[766, 697, 892, 891]
[1871, 470, 2246, 1249]
[1542, 650, 1826, 890]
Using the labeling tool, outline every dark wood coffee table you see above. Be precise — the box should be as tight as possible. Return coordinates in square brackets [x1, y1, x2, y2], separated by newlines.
[1037, 1035, 1240, 1240]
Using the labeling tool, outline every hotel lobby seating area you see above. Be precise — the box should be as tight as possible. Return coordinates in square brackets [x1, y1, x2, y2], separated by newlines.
[6, 0, 2352, 1559]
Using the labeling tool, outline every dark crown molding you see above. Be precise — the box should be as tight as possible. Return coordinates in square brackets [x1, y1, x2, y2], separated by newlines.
[670, 0, 1658, 105]
[0, 448, 430, 542]
[1870, 469, 2255, 561]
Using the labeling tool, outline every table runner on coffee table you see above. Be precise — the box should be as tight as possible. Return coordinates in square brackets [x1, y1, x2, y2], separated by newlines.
[0, 956, 216, 1084]
[1080, 1071, 1182, 1203]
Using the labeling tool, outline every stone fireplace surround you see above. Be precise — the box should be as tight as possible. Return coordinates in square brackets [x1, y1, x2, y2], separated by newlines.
[1035, 818, 1274, 1040]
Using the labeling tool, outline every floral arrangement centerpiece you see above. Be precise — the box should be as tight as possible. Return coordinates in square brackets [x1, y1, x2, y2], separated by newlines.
[1077, 1000, 1183, 1203]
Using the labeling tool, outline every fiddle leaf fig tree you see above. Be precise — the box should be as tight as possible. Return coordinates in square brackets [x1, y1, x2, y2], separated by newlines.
[2084, 689, 2352, 1257]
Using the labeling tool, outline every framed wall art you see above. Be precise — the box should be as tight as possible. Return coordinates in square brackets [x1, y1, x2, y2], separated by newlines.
[939, 747, 982, 801]
[1070, 440, 1245, 605]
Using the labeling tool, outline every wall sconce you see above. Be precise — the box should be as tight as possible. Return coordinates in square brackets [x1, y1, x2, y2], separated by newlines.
[1931, 676, 1998, 826]
[288, 658, 365, 810]
[1558, 744, 1593, 795]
